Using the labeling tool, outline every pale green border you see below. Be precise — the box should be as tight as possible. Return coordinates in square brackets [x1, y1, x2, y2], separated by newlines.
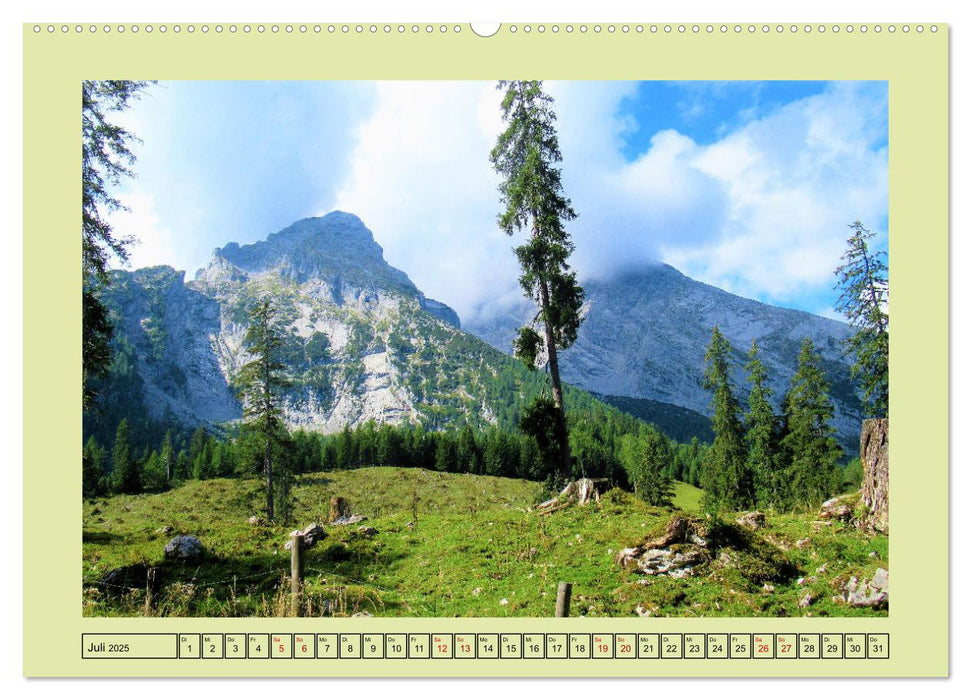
[22, 22, 948, 677]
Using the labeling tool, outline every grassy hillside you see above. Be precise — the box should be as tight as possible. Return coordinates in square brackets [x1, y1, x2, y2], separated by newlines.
[83, 467, 887, 618]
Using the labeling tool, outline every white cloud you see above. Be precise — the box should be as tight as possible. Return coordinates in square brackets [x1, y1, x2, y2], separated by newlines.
[107, 190, 181, 273]
[329, 80, 886, 324]
[332, 82, 521, 321]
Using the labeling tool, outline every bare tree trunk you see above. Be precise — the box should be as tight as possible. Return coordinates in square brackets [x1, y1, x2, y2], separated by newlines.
[264, 358, 274, 522]
[538, 275, 572, 480]
[265, 437, 274, 522]
[860, 418, 889, 533]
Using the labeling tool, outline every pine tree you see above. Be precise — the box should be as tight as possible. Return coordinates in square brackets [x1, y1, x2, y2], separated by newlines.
[140, 450, 167, 492]
[632, 430, 675, 507]
[175, 449, 191, 480]
[781, 338, 843, 506]
[490, 80, 585, 480]
[834, 221, 889, 417]
[110, 418, 139, 494]
[82, 80, 153, 410]
[192, 438, 214, 480]
[456, 424, 479, 474]
[82, 436, 106, 498]
[335, 426, 355, 469]
[235, 299, 290, 522]
[700, 326, 752, 510]
[434, 433, 457, 472]
[744, 341, 779, 508]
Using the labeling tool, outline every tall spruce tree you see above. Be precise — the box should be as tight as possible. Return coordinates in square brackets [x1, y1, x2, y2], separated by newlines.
[82, 80, 153, 410]
[490, 80, 585, 480]
[781, 338, 843, 506]
[235, 300, 290, 522]
[744, 341, 779, 508]
[834, 221, 889, 417]
[110, 418, 139, 494]
[701, 326, 752, 510]
[632, 430, 675, 507]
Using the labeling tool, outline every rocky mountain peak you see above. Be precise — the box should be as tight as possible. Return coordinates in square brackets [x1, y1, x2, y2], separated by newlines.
[201, 211, 414, 290]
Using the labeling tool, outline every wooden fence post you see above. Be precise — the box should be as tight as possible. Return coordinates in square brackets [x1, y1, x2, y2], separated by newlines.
[555, 581, 572, 617]
[290, 533, 303, 617]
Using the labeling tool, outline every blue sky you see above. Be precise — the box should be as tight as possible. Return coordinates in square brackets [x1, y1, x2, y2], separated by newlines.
[110, 80, 888, 323]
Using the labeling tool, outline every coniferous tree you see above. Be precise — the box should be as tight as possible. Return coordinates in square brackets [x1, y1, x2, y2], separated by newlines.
[456, 424, 479, 474]
[434, 433, 457, 472]
[700, 326, 751, 510]
[110, 418, 139, 493]
[160, 430, 176, 484]
[781, 338, 843, 506]
[335, 426, 355, 469]
[140, 450, 168, 492]
[744, 341, 779, 508]
[235, 299, 290, 522]
[490, 80, 585, 480]
[175, 449, 191, 481]
[834, 221, 889, 417]
[82, 80, 153, 410]
[82, 436, 106, 498]
[631, 430, 675, 507]
[321, 440, 338, 472]
[192, 438, 214, 480]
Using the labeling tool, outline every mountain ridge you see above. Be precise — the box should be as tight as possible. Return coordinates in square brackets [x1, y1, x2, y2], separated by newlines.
[87, 211, 860, 452]
[464, 261, 861, 449]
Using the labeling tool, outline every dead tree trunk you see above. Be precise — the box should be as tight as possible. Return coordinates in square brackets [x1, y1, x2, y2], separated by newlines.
[329, 497, 351, 523]
[860, 418, 889, 533]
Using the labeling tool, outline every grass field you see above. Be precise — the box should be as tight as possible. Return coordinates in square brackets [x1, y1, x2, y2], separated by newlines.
[82, 467, 888, 618]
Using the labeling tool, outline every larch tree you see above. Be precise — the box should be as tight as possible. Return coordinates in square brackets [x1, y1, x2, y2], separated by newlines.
[834, 221, 889, 417]
[490, 80, 584, 481]
[701, 326, 752, 510]
[82, 80, 153, 410]
[744, 341, 779, 508]
[235, 299, 290, 522]
[781, 338, 843, 506]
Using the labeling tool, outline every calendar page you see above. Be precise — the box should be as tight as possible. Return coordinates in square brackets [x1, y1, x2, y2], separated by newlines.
[21, 20, 947, 677]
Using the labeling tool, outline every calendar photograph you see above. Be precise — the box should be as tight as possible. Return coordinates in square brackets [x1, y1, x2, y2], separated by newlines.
[80, 78, 891, 619]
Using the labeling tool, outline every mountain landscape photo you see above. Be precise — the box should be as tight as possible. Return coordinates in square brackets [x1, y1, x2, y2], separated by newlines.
[81, 80, 890, 619]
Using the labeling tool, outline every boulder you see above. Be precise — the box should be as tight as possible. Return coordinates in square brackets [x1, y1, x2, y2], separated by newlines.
[164, 535, 204, 560]
[285, 523, 326, 550]
[860, 419, 889, 533]
[736, 511, 766, 531]
[841, 568, 889, 609]
[820, 496, 854, 521]
[331, 514, 367, 526]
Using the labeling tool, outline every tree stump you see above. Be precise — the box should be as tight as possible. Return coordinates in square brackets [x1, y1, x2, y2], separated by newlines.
[329, 497, 351, 523]
[860, 418, 889, 533]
